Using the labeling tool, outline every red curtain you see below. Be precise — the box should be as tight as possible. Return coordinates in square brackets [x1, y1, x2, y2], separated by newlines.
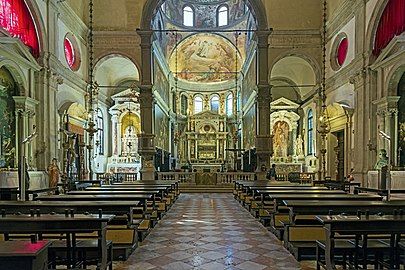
[0, 0, 39, 58]
[337, 37, 348, 66]
[373, 0, 405, 56]
[64, 38, 74, 67]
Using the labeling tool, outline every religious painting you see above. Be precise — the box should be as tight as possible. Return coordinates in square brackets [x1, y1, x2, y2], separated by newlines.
[243, 105, 256, 149]
[273, 121, 289, 158]
[169, 33, 242, 83]
[398, 71, 405, 167]
[153, 60, 169, 104]
[0, 67, 16, 168]
[154, 105, 169, 150]
[242, 56, 256, 104]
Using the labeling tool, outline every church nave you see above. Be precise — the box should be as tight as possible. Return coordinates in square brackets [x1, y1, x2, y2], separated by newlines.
[113, 193, 304, 270]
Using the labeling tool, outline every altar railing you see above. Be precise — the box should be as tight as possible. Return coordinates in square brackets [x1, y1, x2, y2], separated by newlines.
[217, 172, 255, 184]
[156, 172, 255, 184]
[157, 172, 195, 183]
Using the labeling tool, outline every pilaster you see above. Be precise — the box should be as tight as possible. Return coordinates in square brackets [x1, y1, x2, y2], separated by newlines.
[255, 30, 272, 178]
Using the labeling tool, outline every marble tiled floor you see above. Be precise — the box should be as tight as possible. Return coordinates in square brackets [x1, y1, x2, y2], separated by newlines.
[114, 193, 317, 270]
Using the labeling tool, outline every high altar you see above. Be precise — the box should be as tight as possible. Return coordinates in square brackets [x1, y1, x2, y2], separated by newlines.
[179, 111, 229, 172]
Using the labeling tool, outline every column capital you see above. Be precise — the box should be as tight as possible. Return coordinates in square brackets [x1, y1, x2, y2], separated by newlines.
[136, 29, 154, 45]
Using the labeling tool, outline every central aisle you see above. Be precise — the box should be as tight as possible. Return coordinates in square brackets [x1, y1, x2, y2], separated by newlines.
[115, 193, 306, 270]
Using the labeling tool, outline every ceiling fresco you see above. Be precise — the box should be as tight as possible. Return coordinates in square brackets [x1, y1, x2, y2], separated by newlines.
[169, 33, 243, 83]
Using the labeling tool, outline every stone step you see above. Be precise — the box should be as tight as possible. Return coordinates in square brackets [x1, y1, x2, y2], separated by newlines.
[178, 183, 234, 193]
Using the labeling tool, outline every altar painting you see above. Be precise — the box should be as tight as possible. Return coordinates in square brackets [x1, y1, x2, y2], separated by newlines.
[273, 121, 289, 158]
[0, 67, 16, 168]
[169, 33, 242, 83]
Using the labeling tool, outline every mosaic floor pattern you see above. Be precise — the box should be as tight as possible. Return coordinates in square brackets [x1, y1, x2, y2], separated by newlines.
[113, 193, 316, 270]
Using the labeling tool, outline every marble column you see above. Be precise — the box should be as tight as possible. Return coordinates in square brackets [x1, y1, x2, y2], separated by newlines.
[255, 30, 272, 180]
[137, 29, 156, 180]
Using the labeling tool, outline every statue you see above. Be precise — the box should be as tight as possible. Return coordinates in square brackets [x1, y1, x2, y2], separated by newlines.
[296, 135, 304, 157]
[374, 149, 389, 170]
[47, 158, 60, 188]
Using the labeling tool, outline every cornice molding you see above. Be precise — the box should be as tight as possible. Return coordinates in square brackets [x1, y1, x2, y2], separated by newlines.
[94, 31, 140, 48]
[269, 30, 321, 48]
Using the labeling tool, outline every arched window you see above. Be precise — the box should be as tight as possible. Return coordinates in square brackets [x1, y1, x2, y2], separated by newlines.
[217, 5, 228, 26]
[373, 0, 405, 55]
[210, 96, 219, 113]
[226, 93, 233, 116]
[194, 96, 203, 114]
[307, 109, 313, 155]
[97, 109, 104, 155]
[183, 6, 194, 27]
[0, 0, 40, 57]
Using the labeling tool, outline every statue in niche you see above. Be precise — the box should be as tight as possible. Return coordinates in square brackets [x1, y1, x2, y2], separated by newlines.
[374, 149, 389, 170]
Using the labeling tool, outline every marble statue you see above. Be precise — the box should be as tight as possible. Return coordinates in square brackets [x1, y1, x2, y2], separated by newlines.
[296, 135, 304, 157]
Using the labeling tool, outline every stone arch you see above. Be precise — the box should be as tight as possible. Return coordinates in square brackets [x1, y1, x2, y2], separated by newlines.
[94, 52, 141, 80]
[0, 59, 29, 93]
[365, 0, 389, 63]
[386, 63, 405, 96]
[270, 50, 321, 84]
[140, 0, 268, 30]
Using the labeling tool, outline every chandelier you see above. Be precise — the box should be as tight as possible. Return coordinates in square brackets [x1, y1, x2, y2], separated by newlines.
[317, 0, 330, 180]
[85, 0, 98, 181]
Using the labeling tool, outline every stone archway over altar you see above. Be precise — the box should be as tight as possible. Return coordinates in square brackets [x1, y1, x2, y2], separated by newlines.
[270, 98, 301, 166]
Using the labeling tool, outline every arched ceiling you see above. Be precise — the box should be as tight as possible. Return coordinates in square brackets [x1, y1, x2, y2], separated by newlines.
[270, 56, 316, 98]
[94, 55, 139, 97]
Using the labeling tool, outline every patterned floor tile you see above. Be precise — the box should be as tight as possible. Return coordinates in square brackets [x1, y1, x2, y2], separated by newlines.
[111, 193, 315, 270]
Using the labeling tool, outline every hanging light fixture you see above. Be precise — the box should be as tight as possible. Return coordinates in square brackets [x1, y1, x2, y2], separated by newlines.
[317, 0, 330, 180]
[85, 0, 98, 181]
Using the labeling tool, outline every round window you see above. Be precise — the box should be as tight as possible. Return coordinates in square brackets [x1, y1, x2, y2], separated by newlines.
[337, 37, 348, 67]
[64, 33, 81, 71]
[330, 33, 348, 71]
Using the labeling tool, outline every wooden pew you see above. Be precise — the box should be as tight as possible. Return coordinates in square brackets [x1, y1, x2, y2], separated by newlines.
[106, 181, 180, 201]
[35, 194, 154, 243]
[67, 190, 166, 223]
[234, 181, 312, 203]
[0, 200, 140, 260]
[316, 214, 405, 270]
[282, 200, 405, 261]
[0, 213, 114, 270]
[262, 193, 382, 242]
[248, 189, 344, 220]
[84, 186, 174, 214]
